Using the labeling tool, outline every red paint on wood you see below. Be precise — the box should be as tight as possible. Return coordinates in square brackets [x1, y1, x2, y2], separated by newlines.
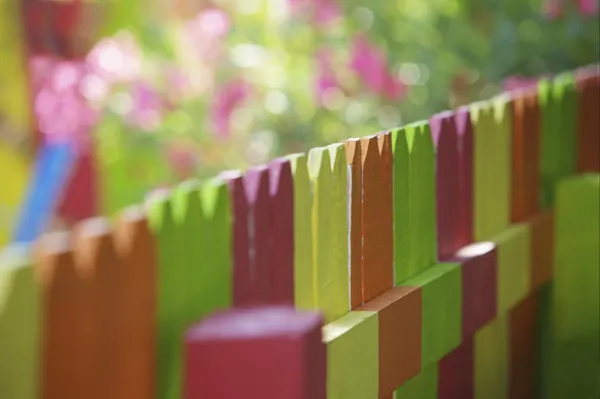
[245, 167, 272, 304]
[184, 306, 326, 399]
[511, 90, 541, 223]
[438, 337, 474, 399]
[509, 294, 539, 399]
[456, 107, 474, 248]
[268, 159, 294, 304]
[220, 171, 252, 306]
[431, 112, 461, 260]
[576, 71, 600, 173]
[453, 242, 498, 340]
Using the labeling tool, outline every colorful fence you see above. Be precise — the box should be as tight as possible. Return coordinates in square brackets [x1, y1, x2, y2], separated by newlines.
[0, 65, 599, 399]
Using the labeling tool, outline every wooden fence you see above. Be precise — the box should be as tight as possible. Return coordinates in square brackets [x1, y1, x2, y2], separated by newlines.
[0, 65, 599, 399]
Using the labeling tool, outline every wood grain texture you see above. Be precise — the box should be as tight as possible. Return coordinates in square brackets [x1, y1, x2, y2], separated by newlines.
[456, 106, 474, 249]
[361, 135, 393, 303]
[510, 89, 541, 223]
[402, 263, 462, 367]
[345, 139, 363, 309]
[328, 143, 350, 313]
[309, 147, 346, 322]
[454, 242, 498, 340]
[286, 153, 315, 310]
[245, 166, 273, 304]
[431, 111, 460, 261]
[576, 70, 600, 173]
[36, 231, 97, 399]
[323, 310, 379, 399]
[219, 170, 252, 306]
[184, 306, 326, 399]
[391, 127, 411, 284]
[438, 338, 474, 399]
[268, 158, 294, 304]
[359, 286, 422, 397]
[0, 245, 40, 399]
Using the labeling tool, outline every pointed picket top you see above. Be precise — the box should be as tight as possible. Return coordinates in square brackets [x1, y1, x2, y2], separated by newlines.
[172, 179, 203, 227]
[114, 205, 154, 258]
[268, 158, 294, 304]
[244, 165, 272, 304]
[307, 146, 339, 322]
[198, 177, 233, 311]
[345, 138, 363, 309]
[36, 229, 98, 399]
[35, 230, 79, 287]
[456, 106, 474, 248]
[326, 142, 350, 314]
[419, 122, 437, 270]
[73, 217, 116, 276]
[431, 111, 460, 261]
[377, 131, 394, 293]
[285, 153, 315, 310]
[218, 170, 251, 307]
[113, 206, 156, 399]
[391, 127, 411, 284]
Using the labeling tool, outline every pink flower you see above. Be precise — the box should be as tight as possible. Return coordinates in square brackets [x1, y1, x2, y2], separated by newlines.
[86, 33, 142, 84]
[165, 145, 198, 179]
[210, 80, 251, 138]
[33, 59, 99, 148]
[576, 0, 598, 16]
[315, 48, 340, 103]
[289, 0, 341, 26]
[384, 73, 408, 101]
[544, 0, 565, 19]
[127, 83, 165, 131]
[349, 34, 390, 95]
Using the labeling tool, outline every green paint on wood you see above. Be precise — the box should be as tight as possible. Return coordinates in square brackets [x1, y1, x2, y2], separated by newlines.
[395, 363, 438, 399]
[538, 75, 579, 208]
[419, 123, 437, 271]
[324, 311, 379, 399]
[286, 153, 316, 310]
[200, 178, 233, 311]
[471, 98, 511, 241]
[548, 174, 600, 399]
[475, 315, 508, 399]
[328, 143, 350, 314]
[491, 224, 531, 314]
[391, 127, 411, 284]
[402, 263, 462, 367]
[147, 192, 185, 399]
[0, 245, 40, 399]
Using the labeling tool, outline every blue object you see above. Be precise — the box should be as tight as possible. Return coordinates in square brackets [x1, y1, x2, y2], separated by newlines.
[12, 142, 75, 244]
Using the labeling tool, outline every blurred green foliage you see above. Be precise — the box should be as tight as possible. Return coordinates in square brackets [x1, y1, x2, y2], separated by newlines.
[90, 0, 598, 206]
